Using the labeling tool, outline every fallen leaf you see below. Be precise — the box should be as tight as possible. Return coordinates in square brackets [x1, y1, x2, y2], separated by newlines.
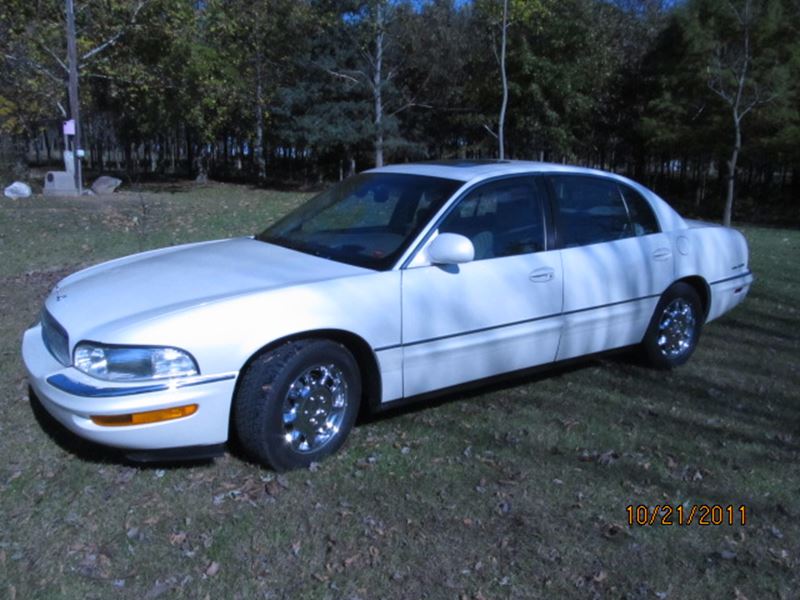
[264, 480, 281, 497]
[597, 450, 619, 466]
[768, 526, 784, 539]
[344, 554, 359, 567]
[143, 581, 170, 600]
[169, 532, 186, 546]
[560, 418, 580, 430]
[592, 570, 607, 583]
[768, 548, 790, 566]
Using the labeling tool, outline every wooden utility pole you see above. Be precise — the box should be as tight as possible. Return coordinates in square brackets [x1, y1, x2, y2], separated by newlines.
[66, 0, 83, 194]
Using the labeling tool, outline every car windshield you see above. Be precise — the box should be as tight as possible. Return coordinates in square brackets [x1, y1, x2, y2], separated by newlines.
[257, 173, 461, 270]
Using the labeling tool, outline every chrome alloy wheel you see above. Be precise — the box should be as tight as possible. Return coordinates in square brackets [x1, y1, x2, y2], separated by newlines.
[282, 364, 349, 453]
[657, 298, 696, 359]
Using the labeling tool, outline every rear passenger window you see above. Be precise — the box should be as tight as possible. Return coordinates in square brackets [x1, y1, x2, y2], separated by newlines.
[439, 178, 545, 260]
[619, 185, 660, 235]
[548, 176, 630, 247]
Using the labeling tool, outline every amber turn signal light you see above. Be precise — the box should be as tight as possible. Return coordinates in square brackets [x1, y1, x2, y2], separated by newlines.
[91, 404, 198, 427]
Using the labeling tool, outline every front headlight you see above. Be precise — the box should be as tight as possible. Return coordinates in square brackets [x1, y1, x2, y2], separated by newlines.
[73, 343, 199, 382]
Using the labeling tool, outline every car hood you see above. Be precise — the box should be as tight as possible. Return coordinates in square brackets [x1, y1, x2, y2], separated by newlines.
[44, 238, 370, 343]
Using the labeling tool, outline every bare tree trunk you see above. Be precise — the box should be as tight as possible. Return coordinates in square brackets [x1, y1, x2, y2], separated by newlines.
[373, 2, 385, 168]
[498, 0, 509, 160]
[724, 118, 741, 227]
[254, 61, 267, 180]
[44, 129, 52, 162]
[706, 0, 777, 227]
[171, 129, 177, 173]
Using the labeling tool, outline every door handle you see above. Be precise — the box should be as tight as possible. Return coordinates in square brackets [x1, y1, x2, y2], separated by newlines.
[529, 267, 555, 282]
[652, 248, 672, 261]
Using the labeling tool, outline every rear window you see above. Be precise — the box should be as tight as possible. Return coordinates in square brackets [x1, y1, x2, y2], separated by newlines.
[548, 176, 630, 247]
[619, 185, 660, 235]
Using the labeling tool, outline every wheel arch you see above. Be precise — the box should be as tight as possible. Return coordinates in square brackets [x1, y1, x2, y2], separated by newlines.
[674, 275, 711, 320]
[231, 329, 383, 421]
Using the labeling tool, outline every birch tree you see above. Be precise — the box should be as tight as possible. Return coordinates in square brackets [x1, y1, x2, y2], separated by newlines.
[323, 0, 423, 168]
[480, 0, 549, 159]
[695, 0, 786, 226]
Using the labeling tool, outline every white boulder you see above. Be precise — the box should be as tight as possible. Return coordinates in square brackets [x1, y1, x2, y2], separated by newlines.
[91, 175, 122, 194]
[4, 181, 32, 199]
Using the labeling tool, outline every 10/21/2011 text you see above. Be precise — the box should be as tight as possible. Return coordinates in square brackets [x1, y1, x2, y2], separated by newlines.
[626, 504, 747, 527]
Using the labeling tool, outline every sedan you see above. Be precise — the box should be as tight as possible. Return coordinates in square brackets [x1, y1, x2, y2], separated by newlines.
[22, 160, 753, 470]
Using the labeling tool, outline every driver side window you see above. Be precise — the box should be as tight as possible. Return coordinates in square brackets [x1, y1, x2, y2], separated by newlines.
[439, 178, 546, 261]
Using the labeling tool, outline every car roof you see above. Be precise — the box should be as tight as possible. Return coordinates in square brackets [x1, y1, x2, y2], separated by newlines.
[365, 160, 626, 183]
[365, 159, 688, 234]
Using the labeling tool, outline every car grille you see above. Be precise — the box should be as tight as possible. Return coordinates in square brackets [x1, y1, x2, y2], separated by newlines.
[41, 309, 70, 366]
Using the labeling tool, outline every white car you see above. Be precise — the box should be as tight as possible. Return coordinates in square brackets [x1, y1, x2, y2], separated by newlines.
[22, 161, 753, 470]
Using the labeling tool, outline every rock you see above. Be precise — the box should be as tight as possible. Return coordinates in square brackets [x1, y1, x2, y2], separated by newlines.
[4, 181, 32, 198]
[91, 175, 122, 194]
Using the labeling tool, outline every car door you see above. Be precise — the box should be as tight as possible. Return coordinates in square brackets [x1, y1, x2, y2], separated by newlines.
[401, 176, 563, 397]
[546, 175, 675, 360]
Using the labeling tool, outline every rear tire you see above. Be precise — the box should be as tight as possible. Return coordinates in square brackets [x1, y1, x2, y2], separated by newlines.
[234, 339, 360, 471]
[642, 282, 704, 369]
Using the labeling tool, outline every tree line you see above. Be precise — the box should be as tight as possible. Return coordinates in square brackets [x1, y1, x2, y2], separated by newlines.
[1, 0, 798, 224]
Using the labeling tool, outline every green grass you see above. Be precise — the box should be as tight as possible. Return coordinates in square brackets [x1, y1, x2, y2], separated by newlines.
[1, 184, 798, 599]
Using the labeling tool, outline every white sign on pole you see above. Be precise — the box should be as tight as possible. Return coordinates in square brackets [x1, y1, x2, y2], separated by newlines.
[63, 119, 75, 136]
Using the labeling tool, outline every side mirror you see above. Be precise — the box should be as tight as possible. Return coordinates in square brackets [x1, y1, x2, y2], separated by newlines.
[428, 233, 475, 265]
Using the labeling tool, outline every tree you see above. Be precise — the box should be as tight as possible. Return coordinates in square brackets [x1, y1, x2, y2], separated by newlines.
[322, 0, 424, 168]
[2, 0, 149, 191]
[688, 0, 789, 225]
[474, 0, 551, 159]
[205, 0, 307, 180]
[498, 0, 509, 159]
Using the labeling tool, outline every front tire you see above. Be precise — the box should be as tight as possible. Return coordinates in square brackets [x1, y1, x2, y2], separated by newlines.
[642, 282, 704, 369]
[234, 339, 361, 471]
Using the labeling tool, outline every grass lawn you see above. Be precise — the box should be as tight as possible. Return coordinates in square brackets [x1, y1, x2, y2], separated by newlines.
[1, 182, 798, 599]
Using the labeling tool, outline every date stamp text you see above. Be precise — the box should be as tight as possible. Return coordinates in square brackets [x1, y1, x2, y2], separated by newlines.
[626, 504, 747, 527]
